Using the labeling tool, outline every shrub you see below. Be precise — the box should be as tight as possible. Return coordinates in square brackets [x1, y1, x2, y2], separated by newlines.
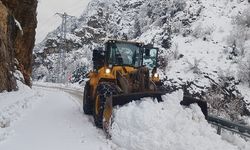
[33, 65, 49, 81]
[168, 43, 183, 60]
[226, 26, 249, 57]
[192, 23, 214, 40]
[186, 58, 202, 74]
[233, 6, 250, 28]
[227, 6, 250, 58]
[69, 66, 88, 83]
[204, 76, 244, 120]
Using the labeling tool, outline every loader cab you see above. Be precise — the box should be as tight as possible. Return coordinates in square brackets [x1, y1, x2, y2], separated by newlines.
[92, 40, 159, 72]
[103, 40, 159, 69]
[104, 40, 144, 68]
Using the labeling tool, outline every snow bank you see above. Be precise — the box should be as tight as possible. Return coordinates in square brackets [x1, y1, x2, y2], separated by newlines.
[111, 90, 247, 150]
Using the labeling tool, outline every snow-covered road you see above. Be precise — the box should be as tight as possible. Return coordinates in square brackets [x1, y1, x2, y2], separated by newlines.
[0, 84, 113, 150]
[0, 83, 249, 150]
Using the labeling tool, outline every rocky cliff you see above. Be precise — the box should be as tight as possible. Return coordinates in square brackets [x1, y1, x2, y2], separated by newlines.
[0, 0, 37, 92]
[0, 2, 16, 92]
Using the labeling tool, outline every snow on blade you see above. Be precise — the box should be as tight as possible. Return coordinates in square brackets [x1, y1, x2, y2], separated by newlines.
[111, 90, 238, 150]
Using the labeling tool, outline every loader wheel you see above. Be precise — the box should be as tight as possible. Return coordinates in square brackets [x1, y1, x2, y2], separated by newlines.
[93, 82, 117, 129]
[83, 81, 92, 115]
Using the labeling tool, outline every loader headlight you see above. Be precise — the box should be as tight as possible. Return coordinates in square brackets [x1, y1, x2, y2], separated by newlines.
[105, 68, 111, 74]
[153, 73, 159, 78]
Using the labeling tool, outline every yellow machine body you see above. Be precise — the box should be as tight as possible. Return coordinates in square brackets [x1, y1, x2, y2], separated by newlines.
[83, 40, 162, 135]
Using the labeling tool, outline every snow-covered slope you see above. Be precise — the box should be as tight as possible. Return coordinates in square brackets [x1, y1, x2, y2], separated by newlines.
[162, 0, 250, 119]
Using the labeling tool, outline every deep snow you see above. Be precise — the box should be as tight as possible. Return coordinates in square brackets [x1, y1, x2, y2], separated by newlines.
[111, 90, 250, 150]
[0, 83, 249, 150]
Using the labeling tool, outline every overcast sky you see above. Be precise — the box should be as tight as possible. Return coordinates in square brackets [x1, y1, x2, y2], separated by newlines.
[36, 0, 91, 44]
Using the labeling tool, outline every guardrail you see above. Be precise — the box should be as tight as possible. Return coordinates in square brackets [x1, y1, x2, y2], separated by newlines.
[207, 115, 250, 138]
[179, 94, 250, 138]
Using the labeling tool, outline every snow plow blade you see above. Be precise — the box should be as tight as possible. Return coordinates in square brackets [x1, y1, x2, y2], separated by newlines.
[112, 92, 208, 118]
[112, 91, 164, 106]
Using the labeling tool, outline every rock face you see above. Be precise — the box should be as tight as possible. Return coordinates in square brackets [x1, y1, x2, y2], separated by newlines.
[0, 0, 37, 92]
[0, 2, 17, 92]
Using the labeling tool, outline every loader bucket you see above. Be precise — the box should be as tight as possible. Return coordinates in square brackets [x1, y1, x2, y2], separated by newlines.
[103, 92, 208, 137]
[111, 92, 208, 118]
[102, 91, 164, 136]
[112, 91, 165, 106]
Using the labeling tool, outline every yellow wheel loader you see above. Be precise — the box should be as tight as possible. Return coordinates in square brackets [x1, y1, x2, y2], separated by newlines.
[83, 40, 164, 131]
[83, 39, 208, 134]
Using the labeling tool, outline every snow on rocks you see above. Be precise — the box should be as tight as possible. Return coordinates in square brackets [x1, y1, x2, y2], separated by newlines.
[14, 19, 23, 35]
[111, 90, 247, 150]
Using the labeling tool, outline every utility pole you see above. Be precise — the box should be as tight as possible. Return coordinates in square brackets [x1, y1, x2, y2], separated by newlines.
[55, 12, 74, 83]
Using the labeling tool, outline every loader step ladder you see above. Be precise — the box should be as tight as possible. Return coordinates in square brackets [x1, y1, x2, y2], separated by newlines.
[207, 115, 250, 138]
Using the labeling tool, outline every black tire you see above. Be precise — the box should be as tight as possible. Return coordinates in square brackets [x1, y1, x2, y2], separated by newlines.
[83, 81, 93, 115]
[93, 82, 117, 128]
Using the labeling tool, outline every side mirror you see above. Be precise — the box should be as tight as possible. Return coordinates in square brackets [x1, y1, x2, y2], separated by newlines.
[92, 47, 104, 62]
[92, 47, 105, 71]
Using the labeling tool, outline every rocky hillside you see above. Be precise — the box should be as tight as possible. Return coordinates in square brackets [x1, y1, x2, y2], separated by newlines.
[0, 0, 37, 92]
[33, 0, 189, 81]
[33, 0, 250, 121]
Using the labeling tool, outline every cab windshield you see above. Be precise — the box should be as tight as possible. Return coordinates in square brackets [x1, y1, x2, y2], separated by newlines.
[107, 43, 143, 67]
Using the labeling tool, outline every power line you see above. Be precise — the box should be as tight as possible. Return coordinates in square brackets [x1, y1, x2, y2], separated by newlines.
[55, 12, 74, 83]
